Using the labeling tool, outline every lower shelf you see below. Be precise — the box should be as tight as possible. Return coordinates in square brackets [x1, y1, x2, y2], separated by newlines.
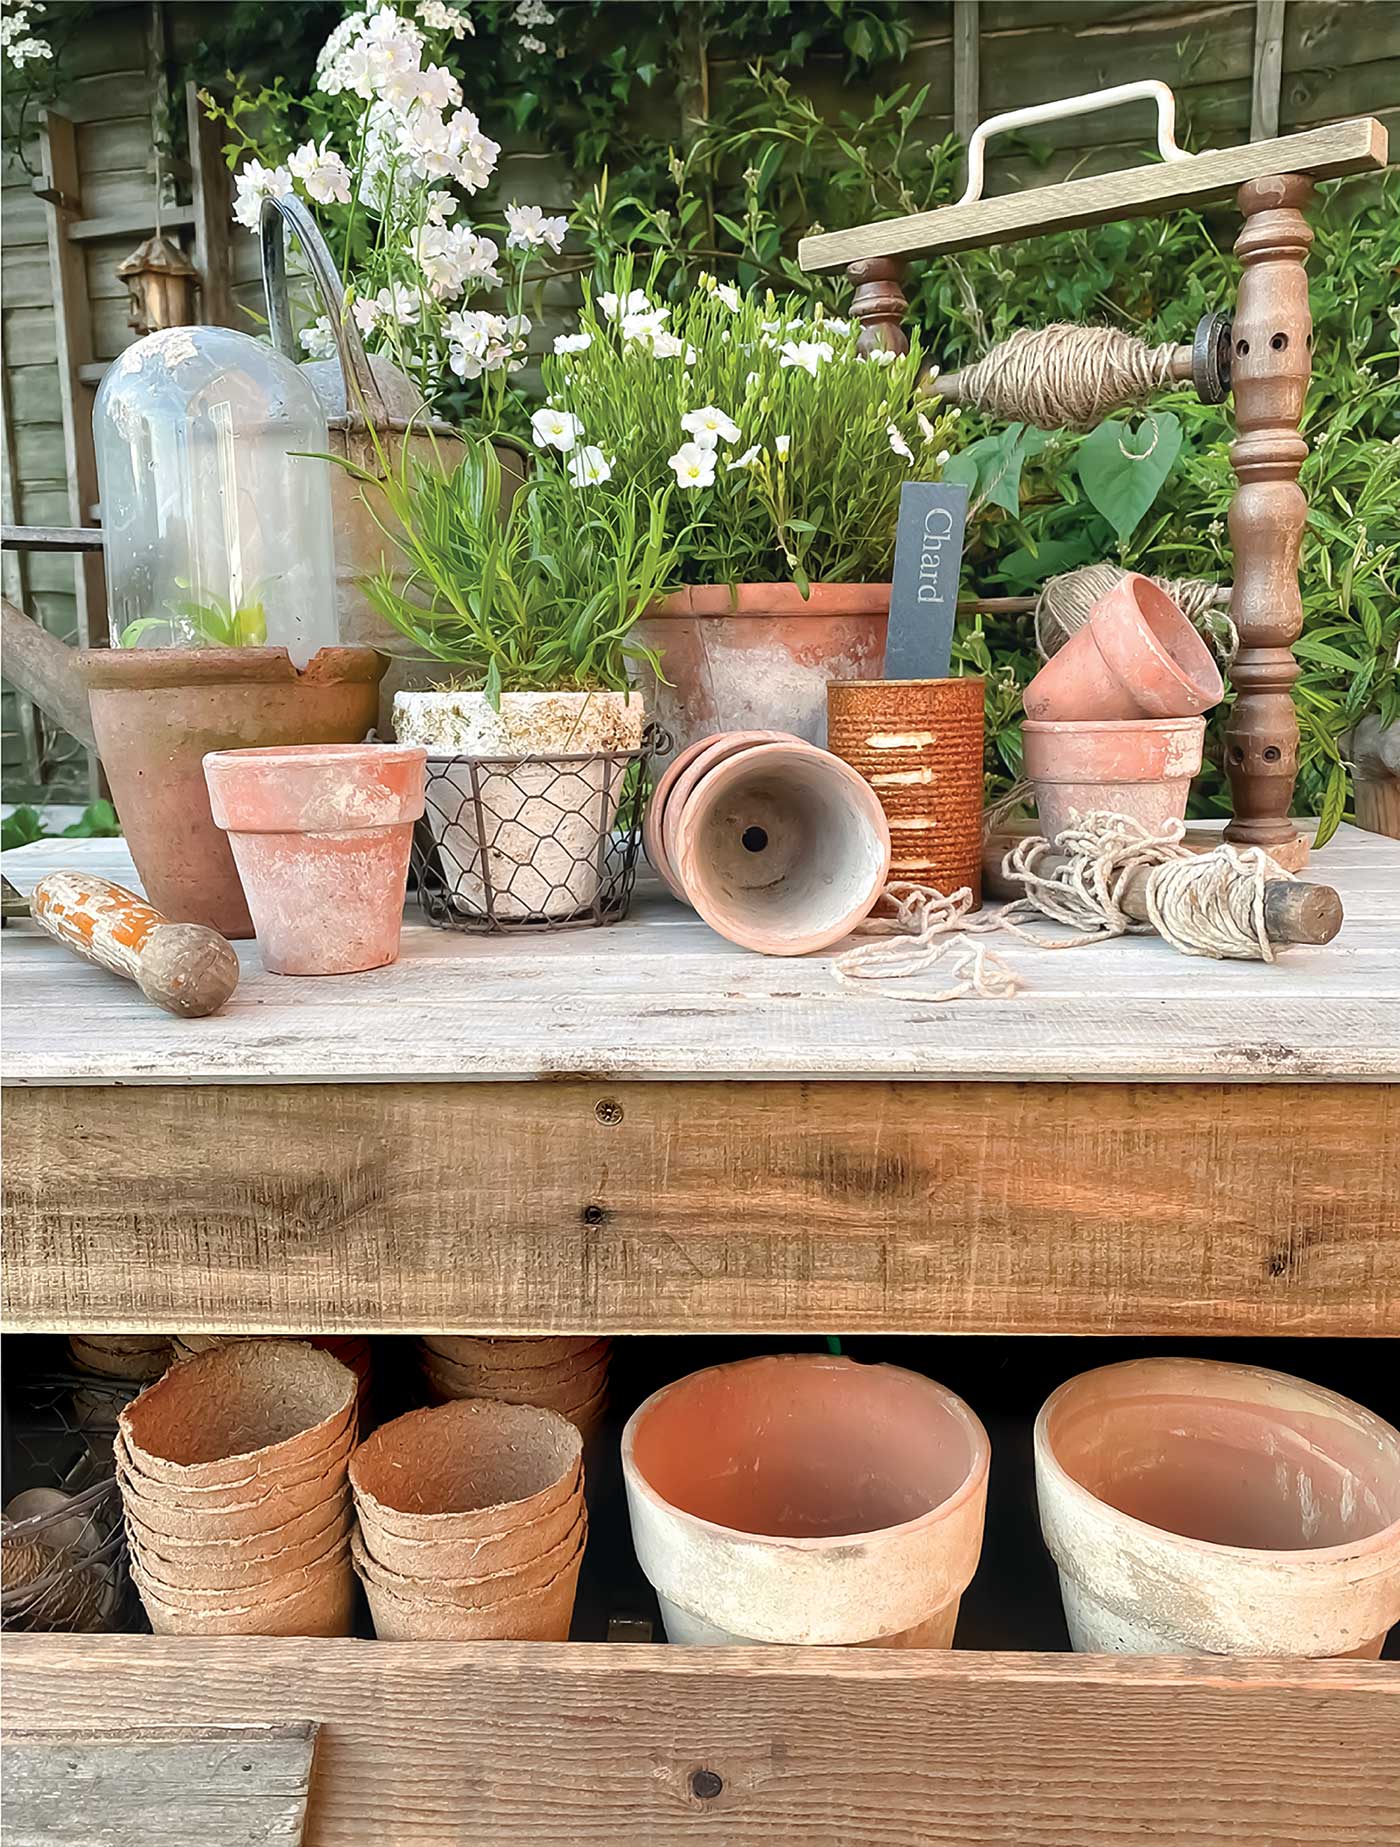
[4, 1635, 1397, 1846]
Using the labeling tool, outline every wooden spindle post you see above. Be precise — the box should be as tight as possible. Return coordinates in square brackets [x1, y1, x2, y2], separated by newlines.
[848, 257, 909, 357]
[1223, 173, 1313, 865]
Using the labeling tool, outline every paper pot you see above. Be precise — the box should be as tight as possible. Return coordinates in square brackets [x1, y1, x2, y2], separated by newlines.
[827, 677, 986, 905]
[395, 689, 645, 922]
[1021, 716, 1205, 846]
[351, 1510, 583, 1609]
[115, 1421, 355, 1520]
[419, 1335, 610, 1393]
[204, 743, 426, 975]
[119, 1341, 357, 1487]
[1022, 573, 1224, 723]
[634, 583, 889, 760]
[123, 1481, 349, 1556]
[622, 1355, 989, 1646]
[670, 740, 891, 955]
[350, 1399, 582, 1540]
[359, 1481, 581, 1581]
[117, 1451, 351, 1544]
[416, 1334, 604, 1369]
[126, 1501, 352, 1592]
[67, 1334, 172, 1381]
[357, 1526, 584, 1642]
[1035, 1358, 1400, 1658]
[135, 1555, 355, 1638]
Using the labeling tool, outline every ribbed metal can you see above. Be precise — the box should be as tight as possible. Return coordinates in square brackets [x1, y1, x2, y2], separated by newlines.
[827, 677, 985, 908]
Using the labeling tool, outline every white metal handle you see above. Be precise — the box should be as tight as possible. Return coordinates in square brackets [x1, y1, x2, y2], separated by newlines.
[957, 80, 1193, 209]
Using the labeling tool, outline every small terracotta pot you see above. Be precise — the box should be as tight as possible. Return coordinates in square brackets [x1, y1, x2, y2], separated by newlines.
[1022, 716, 1205, 845]
[669, 740, 891, 955]
[1036, 1359, 1400, 1657]
[204, 743, 425, 975]
[350, 1400, 582, 1536]
[77, 645, 387, 937]
[645, 731, 803, 898]
[635, 583, 889, 760]
[1022, 574, 1224, 723]
[357, 1525, 585, 1642]
[623, 1355, 990, 1646]
[828, 678, 986, 905]
[120, 1341, 357, 1487]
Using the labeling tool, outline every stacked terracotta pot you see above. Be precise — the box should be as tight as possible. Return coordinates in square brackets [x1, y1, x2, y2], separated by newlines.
[116, 1340, 357, 1637]
[643, 730, 891, 954]
[350, 1399, 586, 1641]
[419, 1335, 609, 1443]
[1020, 574, 1223, 842]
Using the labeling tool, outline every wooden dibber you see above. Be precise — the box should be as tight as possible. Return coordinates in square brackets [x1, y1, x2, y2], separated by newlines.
[981, 833, 1343, 948]
[20, 872, 239, 1018]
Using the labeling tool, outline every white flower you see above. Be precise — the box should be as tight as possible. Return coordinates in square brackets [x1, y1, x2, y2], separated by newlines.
[715, 283, 741, 311]
[744, 371, 760, 391]
[916, 412, 940, 446]
[1, 4, 50, 66]
[520, 32, 547, 52]
[598, 288, 650, 322]
[400, 106, 500, 189]
[567, 445, 613, 486]
[774, 434, 791, 458]
[516, 0, 556, 22]
[409, 224, 501, 298]
[935, 449, 951, 466]
[887, 422, 914, 462]
[424, 187, 458, 223]
[681, 406, 741, 444]
[289, 139, 352, 206]
[821, 316, 853, 335]
[351, 296, 382, 335]
[726, 445, 760, 471]
[413, 61, 462, 110]
[778, 339, 834, 378]
[864, 348, 897, 367]
[668, 442, 717, 489]
[531, 406, 583, 452]
[553, 331, 592, 355]
[620, 305, 669, 339]
[232, 158, 293, 231]
[372, 282, 422, 326]
[299, 316, 338, 361]
[418, 0, 472, 34]
[505, 203, 568, 253]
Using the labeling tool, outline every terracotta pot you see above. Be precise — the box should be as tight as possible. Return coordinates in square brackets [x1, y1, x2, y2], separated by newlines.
[350, 1400, 582, 1538]
[360, 1482, 581, 1581]
[1036, 1358, 1400, 1658]
[394, 690, 645, 923]
[1022, 716, 1205, 845]
[351, 1510, 583, 1609]
[644, 730, 803, 898]
[828, 678, 986, 905]
[128, 1504, 352, 1593]
[622, 1354, 990, 1646]
[120, 1341, 357, 1487]
[134, 1554, 354, 1638]
[357, 1525, 584, 1642]
[76, 646, 386, 937]
[635, 583, 889, 760]
[1022, 574, 1224, 724]
[203, 743, 425, 975]
[669, 740, 891, 955]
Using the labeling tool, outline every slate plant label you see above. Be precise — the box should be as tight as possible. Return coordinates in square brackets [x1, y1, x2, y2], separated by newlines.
[885, 482, 969, 680]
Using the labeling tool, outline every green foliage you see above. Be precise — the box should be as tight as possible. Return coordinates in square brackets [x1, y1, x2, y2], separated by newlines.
[342, 435, 684, 702]
[535, 264, 962, 589]
[1, 800, 120, 851]
[118, 582, 269, 649]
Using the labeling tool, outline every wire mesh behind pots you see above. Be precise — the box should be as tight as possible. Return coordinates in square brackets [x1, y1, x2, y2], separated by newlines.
[412, 729, 659, 933]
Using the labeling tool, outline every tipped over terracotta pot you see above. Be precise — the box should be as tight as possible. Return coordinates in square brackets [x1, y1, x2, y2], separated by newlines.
[1036, 1358, 1400, 1658]
[623, 1354, 989, 1646]
[1022, 573, 1224, 723]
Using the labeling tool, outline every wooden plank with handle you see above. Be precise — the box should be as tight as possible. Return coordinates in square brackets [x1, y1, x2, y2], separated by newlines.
[18, 872, 239, 1018]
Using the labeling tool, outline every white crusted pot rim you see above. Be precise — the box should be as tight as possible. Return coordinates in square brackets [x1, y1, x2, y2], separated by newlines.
[393, 689, 645, 757]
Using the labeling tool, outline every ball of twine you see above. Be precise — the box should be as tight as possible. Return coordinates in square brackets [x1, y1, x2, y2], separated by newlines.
[1035, 561, 1236, 662]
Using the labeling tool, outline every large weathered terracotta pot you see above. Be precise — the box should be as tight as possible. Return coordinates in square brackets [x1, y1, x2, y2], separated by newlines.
[76, 646, 386, 938]
[634, 583, 889, 760]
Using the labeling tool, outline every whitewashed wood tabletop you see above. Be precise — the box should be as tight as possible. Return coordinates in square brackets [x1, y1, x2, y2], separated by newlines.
[2, 829, 1397, 1086]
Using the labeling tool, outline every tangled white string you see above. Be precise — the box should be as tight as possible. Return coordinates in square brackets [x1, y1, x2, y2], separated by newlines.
[832, 812, 1291, 1005]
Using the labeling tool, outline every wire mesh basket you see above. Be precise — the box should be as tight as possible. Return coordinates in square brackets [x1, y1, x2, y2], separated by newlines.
[411, 727, 663, 933]
[2, 1361, 143, 1634]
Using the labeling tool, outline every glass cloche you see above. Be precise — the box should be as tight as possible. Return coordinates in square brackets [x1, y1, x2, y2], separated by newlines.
[94, 325, 338, 666]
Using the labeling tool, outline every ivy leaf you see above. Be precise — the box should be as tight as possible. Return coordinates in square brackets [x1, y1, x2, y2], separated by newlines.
[1076, 413, 1183, 544]
[1313, 758, 1348, 850]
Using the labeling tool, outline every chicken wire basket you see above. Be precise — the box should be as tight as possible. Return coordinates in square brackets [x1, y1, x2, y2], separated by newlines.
[2, 1362, 143, 1635]
[412, 728, 663, 933]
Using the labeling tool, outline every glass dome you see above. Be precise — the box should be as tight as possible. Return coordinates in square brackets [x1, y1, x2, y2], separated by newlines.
[94, 325, 338, 666]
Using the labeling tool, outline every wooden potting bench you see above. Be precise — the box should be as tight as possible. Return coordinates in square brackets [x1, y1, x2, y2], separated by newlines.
[2, 828, 1398, 1844]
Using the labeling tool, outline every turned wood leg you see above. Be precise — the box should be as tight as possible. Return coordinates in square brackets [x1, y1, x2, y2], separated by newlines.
[848, 257, 910, 356]
[1224, 173, 1313, 860]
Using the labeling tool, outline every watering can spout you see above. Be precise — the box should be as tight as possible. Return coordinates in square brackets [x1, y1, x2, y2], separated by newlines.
[1, 594, 97, 749]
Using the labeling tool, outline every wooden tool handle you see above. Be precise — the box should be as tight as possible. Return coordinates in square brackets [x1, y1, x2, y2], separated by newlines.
[29, 873, 240, 1018]
[980, 842, 1343, 946]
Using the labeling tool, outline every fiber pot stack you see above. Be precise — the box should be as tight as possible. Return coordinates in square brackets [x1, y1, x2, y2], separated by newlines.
[643, 730, 891, 954]
[1020, 573, 1223, 841]
[418, 1335, 610, 1443]
[67, 1334, 176, 1440]
[350, 1400, 586, 1641]
[172, 1333, 373, 1420]
[116, 1340, 357, 1637]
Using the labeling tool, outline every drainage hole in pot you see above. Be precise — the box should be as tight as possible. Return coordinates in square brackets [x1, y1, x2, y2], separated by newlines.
[741, 825, 769, 853]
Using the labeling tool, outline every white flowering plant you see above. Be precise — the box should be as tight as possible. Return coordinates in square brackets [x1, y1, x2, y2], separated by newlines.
[202, 0, 568, 418]
[337, 434, 686, 702]
[530, 266, 965, 591]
